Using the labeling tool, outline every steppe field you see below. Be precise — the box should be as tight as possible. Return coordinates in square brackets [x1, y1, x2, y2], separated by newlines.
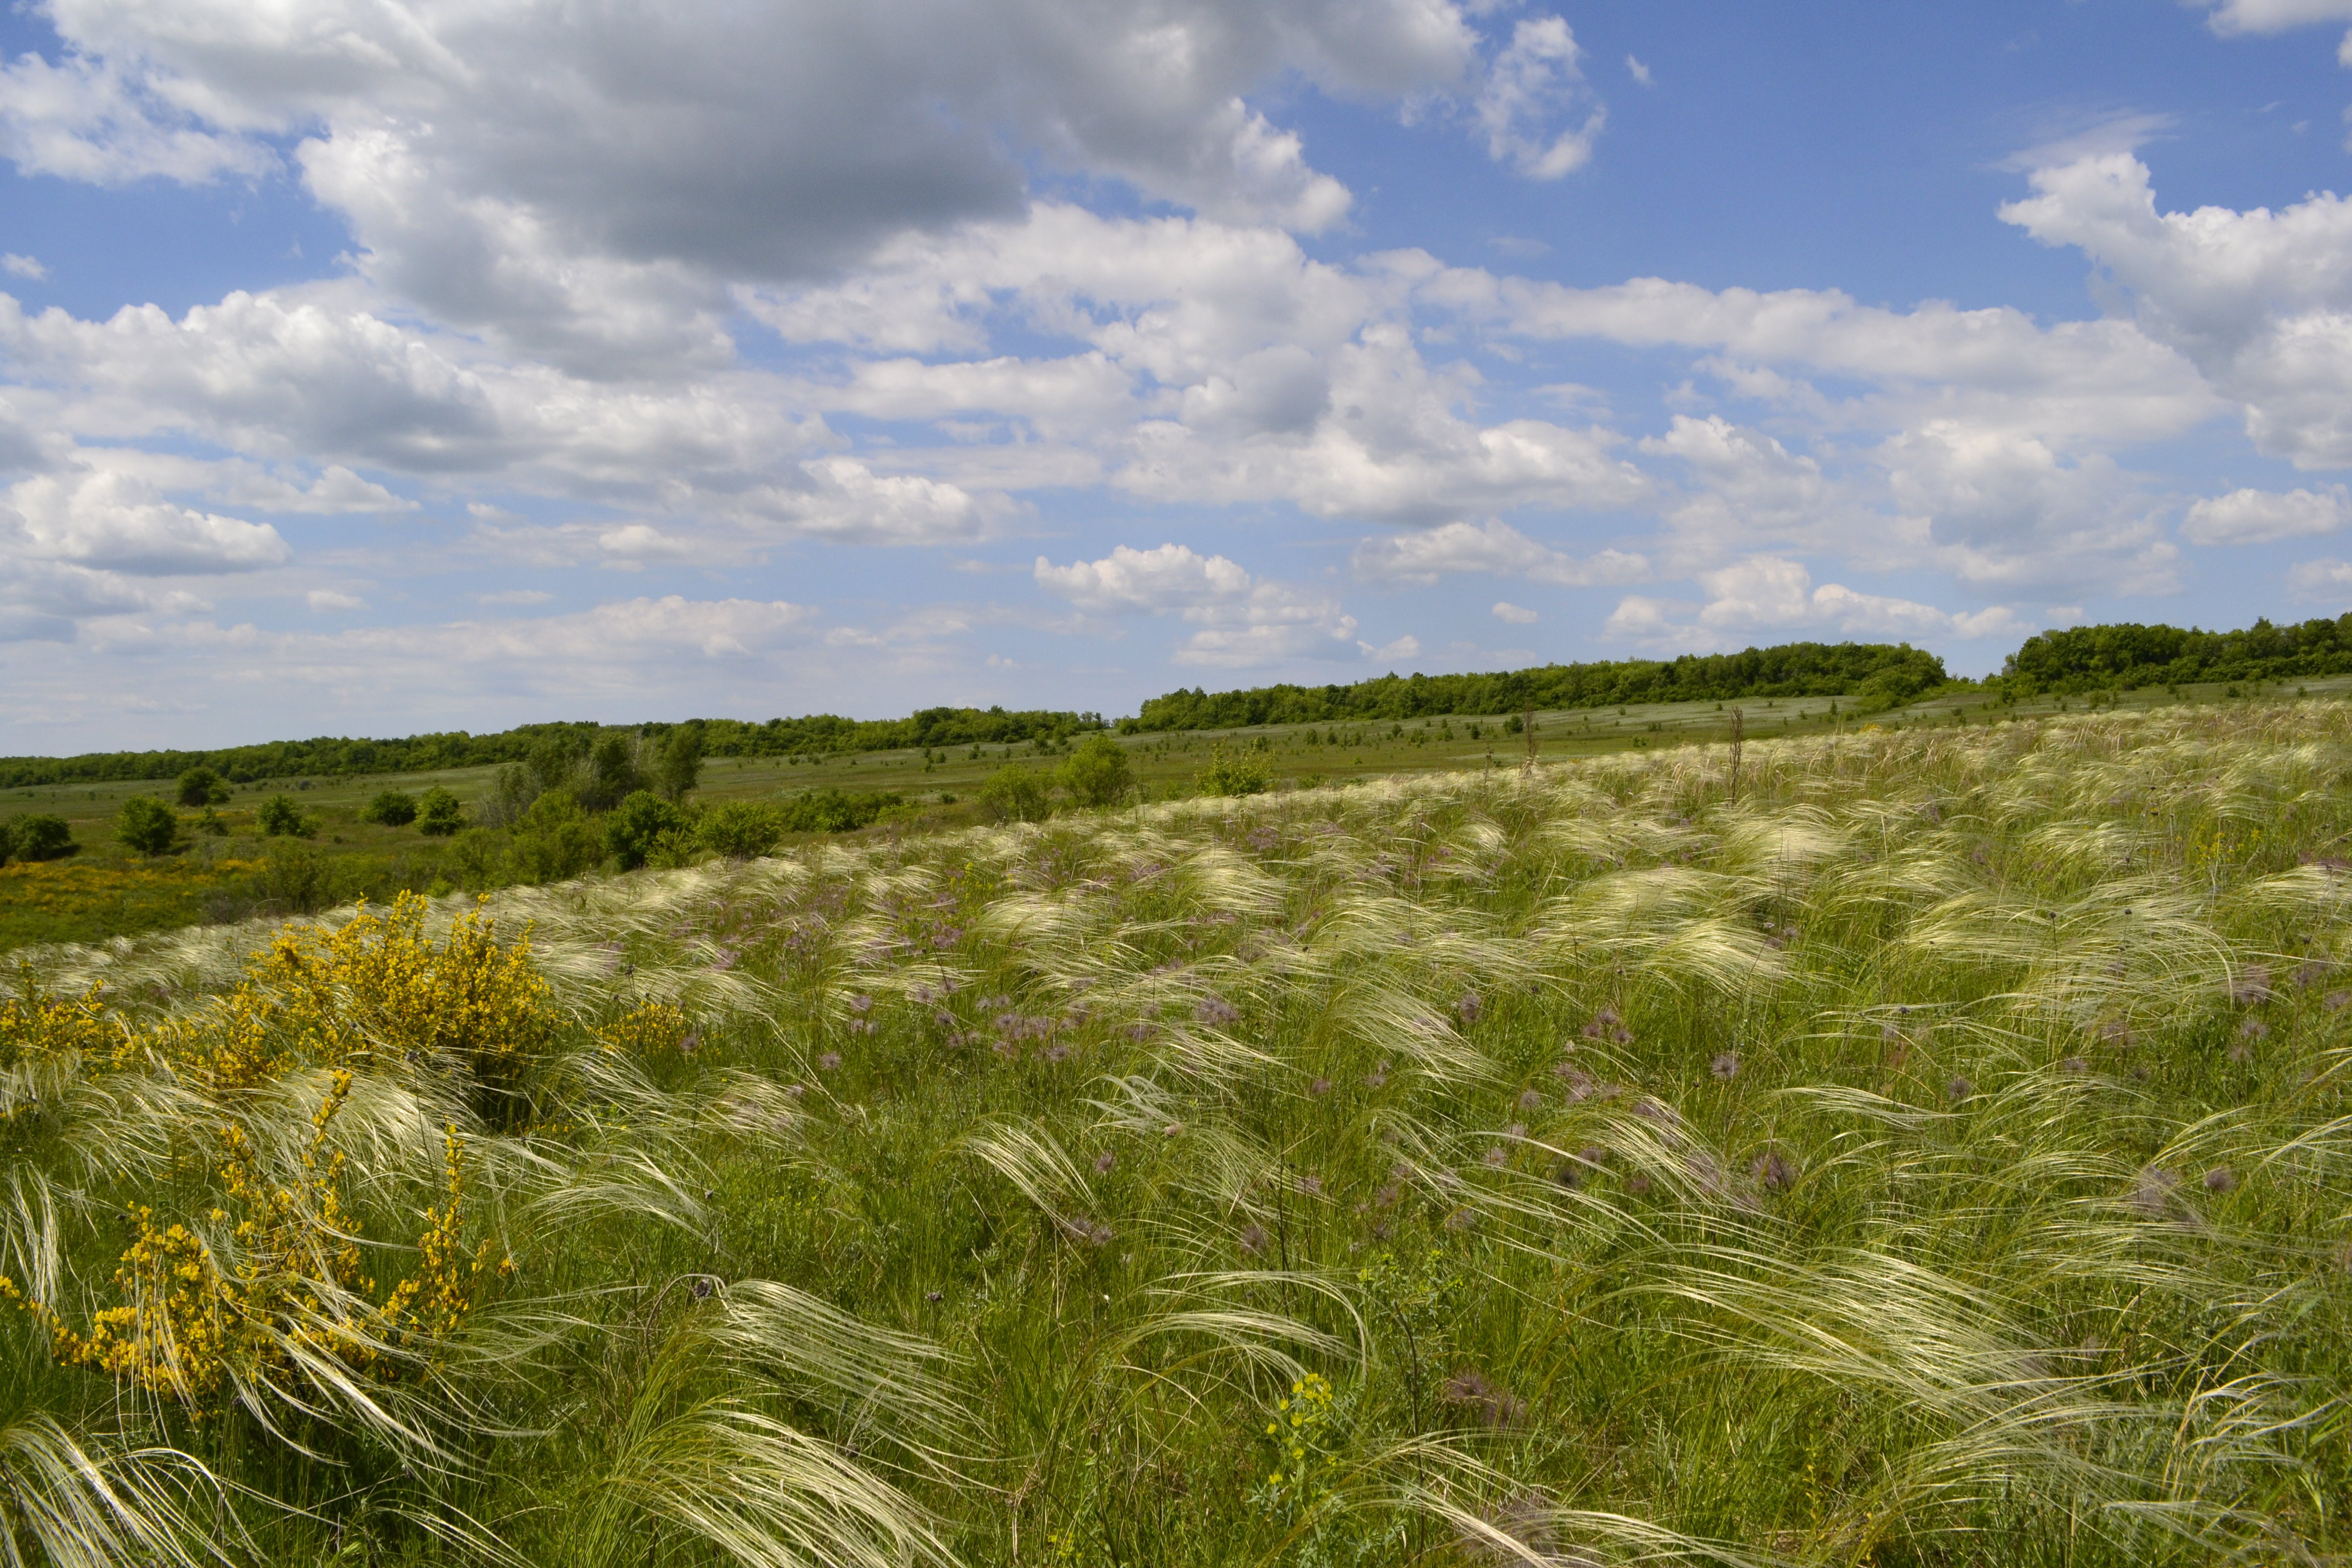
[6, 701, 2351, 1566]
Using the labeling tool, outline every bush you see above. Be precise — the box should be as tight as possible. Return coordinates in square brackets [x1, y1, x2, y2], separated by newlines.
[176, 766, 230, 807]
[0, 818, 11, 867]
[655, 726, 704, 801]
[511, 790, 604, 883]
[776, 788, 901, 834]
[254, 843, 335, 914]
[113, 795, 180, 856]
[976, 766, 1051, 823]
[256, 794, 314, 838]
[12, 813, 77, 861]
[476, 764, 538, 829]
[577, 733, 643, 812]
[605, 790, 691, 871]
[698, 799, 787, 860]
[416, 787, 465, 837]
[1195, 743, 1272, 797]
[360, 790, 418, 826]
[1058, 733, 1134, 808]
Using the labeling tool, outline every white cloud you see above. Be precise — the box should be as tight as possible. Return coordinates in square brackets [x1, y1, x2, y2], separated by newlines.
[306, 589, 365, 611]
[4, 469, 290, 575]
[1, 255, 46, 281]
[1999, 153, 2352, 468]
[1035, 541, 1364, 666]
[1625, 55, 1653, 86]
[1476, 17, 1606, 179]
[0, 50, 275, 186]
[1491, 600, 1537, 623]
[2198, 0, 2352, 34]
[1351, 519, 1646, 585]
[2182, 484, 2350, 544]
[476, 588, 551, 606]
[2289, 556, 2352, 601]
[1606, 555, 2034, 650]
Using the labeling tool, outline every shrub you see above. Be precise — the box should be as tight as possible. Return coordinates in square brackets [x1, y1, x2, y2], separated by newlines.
[511, 790, 603, 883]
[1058, 733, 1134, 808]
[113, 796, 180, 856]
[0, 818, 12, 866]
[1195, 743, 1272, 797]
[577, 733, 643, 812]
[654, 726, 704, 801]
[360, 790, 419, 826]
[776, 788, 901, 834]
[416, 787, 465, 837]
[255, 843, 335, 914]
[12, 813, 77, 861]
[476, 764, 537, 829]
[256, 794, 314, 838]
[698, 799, 787, 859]
[605, 790, 691, 871]
[176, 766, 230, 807]
[977, 766, 1051, 823]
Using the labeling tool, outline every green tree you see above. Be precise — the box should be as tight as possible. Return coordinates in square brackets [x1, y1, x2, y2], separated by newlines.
[605, 790, 690, 871]
[977, 766, 1051, 823]
[0, 818, 13, 867]
[1057, 733, 1134, 808]
[415, 787, 465, 837]
[359, 790, 418, 826]
[256, 794, 314, 838]
[176, 765, 230, 807]
[113, 796, 180, 856]
[10, 814, 76, 861]
[578, 733, 643, 812]
[654, 726, 704, 801]
[698, 799, 787, 859]
[1194, 743, 1272, 797]
[511, 790, 603, 883]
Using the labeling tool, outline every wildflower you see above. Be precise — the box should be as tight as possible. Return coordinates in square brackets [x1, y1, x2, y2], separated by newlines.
[2236, 1017, 2270, 1042]
[1482, 1147, 1508, 1168]
[2327, 991, 2352, 1012]
[1454, 992, 1482, 1025]
[2059, 1056, 2090, 1076]
[691, 1277, 715, 1300]
[2203, 1166, 2237, 1193]
[1298, 1174, 1322, 1195]
[1624, 1173, 1653, 1196]
[1364, 1064, 1388, 1089]
[1504, 1122, 1526, 1141]
[2128, 1166, 2181, 1218]
[924, 1290, 944, 1304]
[1516, 1088, 1544, 1112]
[1043, 1044, 1072, 1064]
[1093, 1150, 1116, 1175]
[1750, 1148, 1799, 1192]
[1442, 1207, 1478, 1232]
[1194, 995, 1241, 1027]
[1946, 1074, 1974, 1104]
[1710, 1051, 1740, 1082]
[816, 1051, 842, 1071]
[1310, 1076, 1334, 1097]
[1439, 1369, 1525, 1427]
[2228, 965, 2273, 1007]
[1238, 1223, 1269, 1256]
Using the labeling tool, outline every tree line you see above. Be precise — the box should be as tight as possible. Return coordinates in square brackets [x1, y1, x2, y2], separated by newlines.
[12, 615, 2352, 789]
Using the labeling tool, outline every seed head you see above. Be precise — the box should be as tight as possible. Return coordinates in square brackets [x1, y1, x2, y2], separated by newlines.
[1710, 1052, 1740, 1082]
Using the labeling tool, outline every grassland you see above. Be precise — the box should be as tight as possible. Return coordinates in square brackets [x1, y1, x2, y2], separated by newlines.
[9, 672, 2340, 953]
[2, 696, 2348, 1565]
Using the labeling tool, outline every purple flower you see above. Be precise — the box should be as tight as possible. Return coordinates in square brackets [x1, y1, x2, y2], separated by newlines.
[1710, 1052, 1740, 1082]
[1194, 995, 1241, 1027]
[1454, 992, 1483, 1025]
[816, 1051, 842, 1071]
[1093, 1151, 1116, 1174]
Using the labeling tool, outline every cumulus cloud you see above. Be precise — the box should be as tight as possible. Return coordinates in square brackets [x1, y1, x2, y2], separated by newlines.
[1491, 600, 1537, 623]
[2, 255, 46, 281]
[1351, 519, 1645, 585]
[2289, 556, 2352, 602]
[4, 470, 290, 575]
[2000, 153, 2352, 468]
[1035, 542, 1366, 666]
[1476, 17, 1606, 179]
[2197, 0, 2352, 34]
[2183, 485, 2350, 545]
[1605, 555, 2034, 650]
[306, 589, 365, 611]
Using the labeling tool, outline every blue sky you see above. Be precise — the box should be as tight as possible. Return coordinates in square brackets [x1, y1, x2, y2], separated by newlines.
[3, 0, 2350, 749]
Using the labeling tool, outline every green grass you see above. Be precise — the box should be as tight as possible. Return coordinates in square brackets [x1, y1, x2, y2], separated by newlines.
[5, 697, 2352, 1564]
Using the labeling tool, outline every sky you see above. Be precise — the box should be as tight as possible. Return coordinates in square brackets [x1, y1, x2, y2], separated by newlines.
[3, 1, 2352, 750]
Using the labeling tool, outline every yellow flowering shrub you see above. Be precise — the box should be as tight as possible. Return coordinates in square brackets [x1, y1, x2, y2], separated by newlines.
[10, 1073, 506, 1414]
[596, 997, 694, 1057]
[0, 961, 117, 1070]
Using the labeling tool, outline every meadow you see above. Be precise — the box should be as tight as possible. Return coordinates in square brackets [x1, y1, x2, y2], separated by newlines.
[6, 673, 2332, 953]
[3, 699, 2349, 1565]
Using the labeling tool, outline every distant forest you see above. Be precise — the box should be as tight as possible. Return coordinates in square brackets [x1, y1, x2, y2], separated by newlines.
[1130, 641, 1948, 731]
[8, 615, 2350, 788]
